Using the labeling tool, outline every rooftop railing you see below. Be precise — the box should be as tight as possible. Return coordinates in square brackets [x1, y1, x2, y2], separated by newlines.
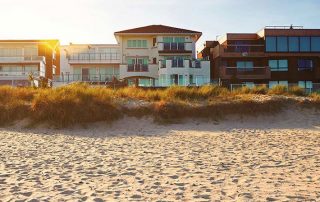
[265, 25, 304, 29]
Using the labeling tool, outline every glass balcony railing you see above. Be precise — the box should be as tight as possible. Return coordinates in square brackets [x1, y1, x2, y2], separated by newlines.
[127, 64, 149, 72]
[69, 53, 120, 62]
[54, 74, 119, 83]
[0, 71, 41, 77]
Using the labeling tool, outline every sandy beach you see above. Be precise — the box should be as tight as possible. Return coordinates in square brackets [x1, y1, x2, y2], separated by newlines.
[0, 108, 320, 201]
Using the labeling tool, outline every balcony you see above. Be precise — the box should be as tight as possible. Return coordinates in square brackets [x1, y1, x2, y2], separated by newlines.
[53, 74, 119, 83]
[127, 64, 149, 72]
[159, 60, 210, 77]
[158, 42, 193, 54]
[212, 45, 265, 58]
[0, 71, 42, 80]
[220, 66, 271, 80]
[0, 56, 46, 64]
[68, 53, 120, 64]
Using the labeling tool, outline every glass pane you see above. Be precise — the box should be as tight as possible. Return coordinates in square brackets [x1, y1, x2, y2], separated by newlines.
[279, 81, 288, 87]
[245, 61, 253, 68]
[300, 37, 310, 52]
[163, 37, 173, 43]
[266, 36, 276, 52]
[288, 37, 299, 52]
[277, 36, 288, 52]
[236, 61, 245, 68]
[137, 40, 142, 48]
[306, 81, 313, 89]
[269, 81, 278, 88]
[178, 75, 184, 86]
[278, 60, 288, 68]
[132, 40, 137, 47]
[268, 60, 278, 68]
[142, 40, 147, 48]
[298, 81, 306, 88]
[311, 37, 320, 52]
[127, 40, 132, 48]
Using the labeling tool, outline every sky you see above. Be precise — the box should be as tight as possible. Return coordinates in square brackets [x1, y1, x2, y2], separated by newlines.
[1, 0, 320, 49]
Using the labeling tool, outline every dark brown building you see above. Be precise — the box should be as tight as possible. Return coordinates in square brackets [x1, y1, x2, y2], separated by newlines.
[201, 26, 320, 91]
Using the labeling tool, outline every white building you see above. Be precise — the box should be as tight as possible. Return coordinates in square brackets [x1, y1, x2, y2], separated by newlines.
[58, 44, 120, 85]
[0, 40, 59, 86]
[114, 25, 210, 86]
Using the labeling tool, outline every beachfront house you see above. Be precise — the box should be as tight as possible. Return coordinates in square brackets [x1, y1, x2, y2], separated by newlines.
[0, 40, 60, 87]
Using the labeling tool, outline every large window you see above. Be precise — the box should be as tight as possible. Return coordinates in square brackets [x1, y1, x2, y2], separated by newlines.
[266, 37, 277, 52]
[311, 37, 320, 52]
[300, 37, 310, 52]
[268, 59, 288, 71]
[127, 40, 148, 48]
[277, 37, 288, 52]
[266, 36, 320, 52]
[298, 59, 313, 71]
[288, 37, 299, 52]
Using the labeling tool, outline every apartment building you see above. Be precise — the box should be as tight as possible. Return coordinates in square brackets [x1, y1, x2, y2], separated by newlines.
[58, 44, 120, 85]
[114, 25, 210, 86]
[201, 26, 320, 91]
[0, 40, 60, 86]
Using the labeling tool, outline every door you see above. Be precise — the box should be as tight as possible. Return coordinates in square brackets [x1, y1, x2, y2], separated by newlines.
[82, 68, 89, 81]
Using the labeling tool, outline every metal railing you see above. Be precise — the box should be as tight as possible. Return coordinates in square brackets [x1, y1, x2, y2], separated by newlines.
[0, 71, 41, 77]
[0, 56, 46, 62]
[127, 64, 149, 72]
[68, 53, 120, 61]
[53, 74, 119, 83]
[265, 25, 304, 29]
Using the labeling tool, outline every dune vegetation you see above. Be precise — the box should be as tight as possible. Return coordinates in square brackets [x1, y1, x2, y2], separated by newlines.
[0, 83, 319, 127]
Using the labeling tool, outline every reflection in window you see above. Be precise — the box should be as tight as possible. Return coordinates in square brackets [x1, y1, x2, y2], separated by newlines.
[266, 37, 276, 52]
[277, 37, 288, 52]
[288, 37, 299, 52]
[300, 37, 310, 52]
[311, 37, 320, 52]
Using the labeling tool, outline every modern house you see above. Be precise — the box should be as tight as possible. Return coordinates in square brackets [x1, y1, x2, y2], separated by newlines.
[57, 44, 120, 85]
[0, 40, 60, 86]
[200, 26, 320, 91]
[114, 25, 210, 86]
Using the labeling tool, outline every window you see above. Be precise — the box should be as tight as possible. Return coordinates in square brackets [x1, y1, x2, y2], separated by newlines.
[277, 36, 288, 52]
[269, 81, 288, 88]
[298, 81, 313, 89]
[189, 75, 194, 84]
[127, 40, 147, 48]
[298, 59, 313, 70]
[300, 37, 310, 52]
[236, 61, 253, 69]
[153, 58, 157, 64]
[266, 37, 276, 52]
[311, 37, 320, 52]
[268, 60, 288, 71]
[289, 37, 299, 52]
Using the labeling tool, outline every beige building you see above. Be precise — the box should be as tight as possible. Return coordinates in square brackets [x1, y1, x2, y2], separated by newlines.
[114, 25, 210, 86]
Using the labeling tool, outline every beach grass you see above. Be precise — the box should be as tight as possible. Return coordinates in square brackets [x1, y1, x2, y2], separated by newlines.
[0, 83, 319, 127]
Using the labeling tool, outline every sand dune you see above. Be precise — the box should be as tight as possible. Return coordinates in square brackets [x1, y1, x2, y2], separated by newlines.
[0, 108, 320, 201]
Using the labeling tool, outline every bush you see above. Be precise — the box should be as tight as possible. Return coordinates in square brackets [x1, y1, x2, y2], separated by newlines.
[288, 86, 305, 96]
[251, 85, 268, 94]
[31, 85, 121, 127]
[268, 85, 288, 95]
